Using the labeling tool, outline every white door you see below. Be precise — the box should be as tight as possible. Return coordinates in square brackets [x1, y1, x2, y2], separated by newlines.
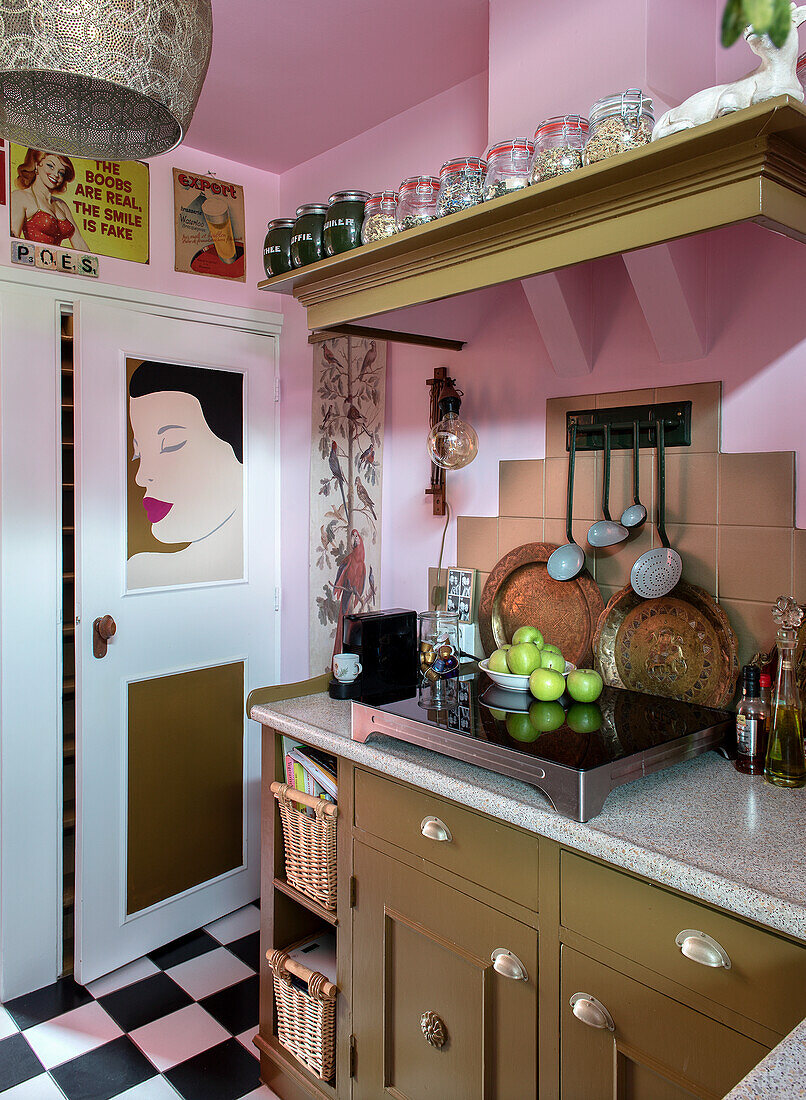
[74, 299, 277, 984]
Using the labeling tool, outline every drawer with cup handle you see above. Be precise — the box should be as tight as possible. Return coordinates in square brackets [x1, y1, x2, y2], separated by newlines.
[561, 850, 806, 1036]
[353, 768, 538, 912]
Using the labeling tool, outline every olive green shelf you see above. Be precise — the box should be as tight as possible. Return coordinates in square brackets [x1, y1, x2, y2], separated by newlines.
[258, 96, 806, 333]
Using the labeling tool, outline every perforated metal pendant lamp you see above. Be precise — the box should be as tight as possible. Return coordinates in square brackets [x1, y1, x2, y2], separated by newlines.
[0, 0, 213, 160]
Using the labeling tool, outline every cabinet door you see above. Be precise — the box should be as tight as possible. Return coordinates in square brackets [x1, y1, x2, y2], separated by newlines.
[560, 947, 768, 1100]
[352, 841, 537, 1100]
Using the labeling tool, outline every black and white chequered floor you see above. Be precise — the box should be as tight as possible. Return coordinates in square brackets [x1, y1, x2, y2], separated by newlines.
[0, 903, 278, 1100]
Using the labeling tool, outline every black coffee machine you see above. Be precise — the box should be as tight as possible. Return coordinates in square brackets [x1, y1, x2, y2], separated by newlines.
[342, 609, 418, 704]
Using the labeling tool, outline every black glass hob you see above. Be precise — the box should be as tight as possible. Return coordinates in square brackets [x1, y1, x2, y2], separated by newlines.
[351, 674, 732, 821]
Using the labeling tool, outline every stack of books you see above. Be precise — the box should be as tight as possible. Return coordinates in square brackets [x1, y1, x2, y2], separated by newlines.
[282, 737, 338, 804]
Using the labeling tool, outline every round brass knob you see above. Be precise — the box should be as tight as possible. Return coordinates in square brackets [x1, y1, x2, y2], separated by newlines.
[97, 615, 116, 641]
[420, 1010, 447, 1049]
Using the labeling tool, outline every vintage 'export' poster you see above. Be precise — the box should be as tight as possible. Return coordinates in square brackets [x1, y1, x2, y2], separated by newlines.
[309, 336, 386, 674]
[173, 169, 246, 282]
[9, 144, 148, 262]
[126, 357, 245, 591]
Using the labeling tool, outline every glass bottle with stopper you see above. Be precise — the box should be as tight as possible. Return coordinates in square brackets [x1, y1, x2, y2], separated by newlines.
[764, 596, 806, 788]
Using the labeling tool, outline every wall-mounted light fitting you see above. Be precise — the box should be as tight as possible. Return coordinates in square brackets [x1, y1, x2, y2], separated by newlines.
[425, 368, 478, 516]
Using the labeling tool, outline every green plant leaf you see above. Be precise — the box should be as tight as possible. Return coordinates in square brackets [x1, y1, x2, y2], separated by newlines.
[768, 0, 793, 46]
[745, 0, 775, 29]
[722, 0, 747, 45]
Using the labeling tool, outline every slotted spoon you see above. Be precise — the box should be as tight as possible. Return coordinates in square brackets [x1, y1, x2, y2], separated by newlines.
[630, 419, 683, 599]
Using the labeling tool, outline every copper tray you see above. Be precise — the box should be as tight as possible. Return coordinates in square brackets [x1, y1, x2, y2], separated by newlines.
[478, 543, 604, 667]
[593, 581, 739, 708]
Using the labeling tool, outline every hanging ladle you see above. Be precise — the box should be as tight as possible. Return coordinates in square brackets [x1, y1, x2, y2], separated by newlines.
[630, 418, 683, 599]
[587, 423, 628, 547]
[548, 423, 585, 581]
[620, 420, 648, 530]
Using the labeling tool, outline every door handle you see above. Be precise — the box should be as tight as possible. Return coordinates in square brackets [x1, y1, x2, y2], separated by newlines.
[491, 948, 528, 982]
[93, 615, 116, 658]
[569, 992, 615, 1032]
[675, 930, 731, 969]
[420, 816, 452, 842]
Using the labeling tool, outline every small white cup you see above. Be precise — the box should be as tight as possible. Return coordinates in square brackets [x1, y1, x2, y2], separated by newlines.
[333, 652, 362, 683]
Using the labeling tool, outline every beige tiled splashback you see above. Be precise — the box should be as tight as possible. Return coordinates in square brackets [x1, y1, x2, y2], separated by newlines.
[456, 381, 798, 666]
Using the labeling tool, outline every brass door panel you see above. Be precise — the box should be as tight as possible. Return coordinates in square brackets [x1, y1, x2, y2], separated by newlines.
[127, 661, 244, 914]
[561, 851, 806, 1037]
[560, 946, 768, 1100]
[352, 841, 537, 1100]
[354, 768, 539, 912]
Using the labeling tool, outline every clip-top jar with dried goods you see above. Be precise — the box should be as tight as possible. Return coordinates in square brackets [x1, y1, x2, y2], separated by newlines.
[531, 115, 589, 183]
[436, 156, 487, 217]
[584, 90, 654, 166]
[483, 138, 534, 200]
[291, 203, 328, 268]
[396, 176, 440, 230]
[323, 190, 370, 256]
[362, 191, 399, 243]
[263, 218, 295, 278]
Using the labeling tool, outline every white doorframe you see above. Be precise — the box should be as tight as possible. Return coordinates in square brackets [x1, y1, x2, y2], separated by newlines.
[0, 268, 282, 999]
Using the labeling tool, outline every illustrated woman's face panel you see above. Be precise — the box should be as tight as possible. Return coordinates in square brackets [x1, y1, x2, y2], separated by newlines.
[130, 389, 243, 545]
[37, 155, 68, 191]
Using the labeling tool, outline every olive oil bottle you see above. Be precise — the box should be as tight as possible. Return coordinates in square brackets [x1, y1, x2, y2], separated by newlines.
[765, 597, 806, 789]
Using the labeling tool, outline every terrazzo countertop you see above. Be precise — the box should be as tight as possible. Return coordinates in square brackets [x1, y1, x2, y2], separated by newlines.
[724, 1018, 806, 1099]
[251, 691, 806, 941]
[251, 690, 806, 1099]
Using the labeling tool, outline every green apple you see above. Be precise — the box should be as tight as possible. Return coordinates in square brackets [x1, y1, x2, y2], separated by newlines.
[500, 643, 512, 651]
[566, 702, 603, 734]
[487, 708, 507, 721]
[506, 712, 540, 742]
[528, 700, 566, 733]
[566, 668, 604, 703]
[529, 667, 565, 702]
[540, 649, 565, 673]
[487, 649, 510, 674]
[512, 625, 544, 649]
[542, 643, 562, 657]
[506, 642, 542, 676]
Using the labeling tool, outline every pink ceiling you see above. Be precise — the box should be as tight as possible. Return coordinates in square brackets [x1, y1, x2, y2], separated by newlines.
[185, 0, 489, 175]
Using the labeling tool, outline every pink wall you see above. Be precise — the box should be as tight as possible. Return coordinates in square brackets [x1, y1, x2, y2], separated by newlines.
[0, 143, 282, 313]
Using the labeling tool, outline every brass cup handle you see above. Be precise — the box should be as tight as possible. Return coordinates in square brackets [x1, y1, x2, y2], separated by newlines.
[675, 930, 731, 969]
[93, 614, 117, 659]
[569, 992, 615, 1032]
[420, 816, 452, 843]
[491, 948, 528, 982]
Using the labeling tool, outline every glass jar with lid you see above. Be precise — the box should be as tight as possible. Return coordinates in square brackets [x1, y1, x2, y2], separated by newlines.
[290, 203, 328, 268]
[396, 176, 440, 230]
[263, 218, 295, 278]
[483, 138, 534, 200]
[531, 116, 589, 183]
[361, 191, 399, 243]
[323, 190, 370, 256]
[584, 89, 654, 166]
[436, 156, 488, 217]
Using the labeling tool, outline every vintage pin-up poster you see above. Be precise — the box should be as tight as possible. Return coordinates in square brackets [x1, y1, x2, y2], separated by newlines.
[9, 144, 148, 261]
[173, 169, 246, 282]
[126, 358, 245, 590]
[309, 336, 386, 674]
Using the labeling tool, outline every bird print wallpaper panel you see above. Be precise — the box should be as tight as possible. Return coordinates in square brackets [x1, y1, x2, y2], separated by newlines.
[309, 336, 386, 674]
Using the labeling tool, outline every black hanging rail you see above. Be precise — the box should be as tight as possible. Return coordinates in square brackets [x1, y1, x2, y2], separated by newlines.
[565, 400, 692, 452]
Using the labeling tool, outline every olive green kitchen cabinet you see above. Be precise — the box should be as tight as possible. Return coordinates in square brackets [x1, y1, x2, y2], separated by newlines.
[350, 840, 538, 1100]
[560, 947, 768, 1100]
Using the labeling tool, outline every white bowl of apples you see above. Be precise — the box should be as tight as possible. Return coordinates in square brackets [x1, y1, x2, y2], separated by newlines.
[479, 626, 575, 692]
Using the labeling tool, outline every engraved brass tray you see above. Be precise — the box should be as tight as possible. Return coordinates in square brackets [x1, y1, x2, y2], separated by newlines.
[593, 581, 739, 708]
[478, 543, 604, 667]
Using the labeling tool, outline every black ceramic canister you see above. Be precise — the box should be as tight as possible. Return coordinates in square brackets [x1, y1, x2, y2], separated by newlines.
[263, 218, 295, 277]
[323, 190, 370, 256]
[291, 203, 328, 267]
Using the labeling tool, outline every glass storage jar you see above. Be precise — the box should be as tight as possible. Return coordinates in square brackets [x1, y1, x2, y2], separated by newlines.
[531, 116, 589, 182]
[361, 191, 399, 243]
[436, 156, 487, 217]
[584, 89, 654, 166]
[323, 190, 370, 256]
[291, 203, 328, 268]
[396, 176, 440, 230]
[263, 218, 295, 278]
[483, 138, 534, 199]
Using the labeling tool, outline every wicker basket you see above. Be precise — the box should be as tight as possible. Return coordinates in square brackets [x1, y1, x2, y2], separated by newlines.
[270, 781, 338, 910]
[268, 946, 338, 1083]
